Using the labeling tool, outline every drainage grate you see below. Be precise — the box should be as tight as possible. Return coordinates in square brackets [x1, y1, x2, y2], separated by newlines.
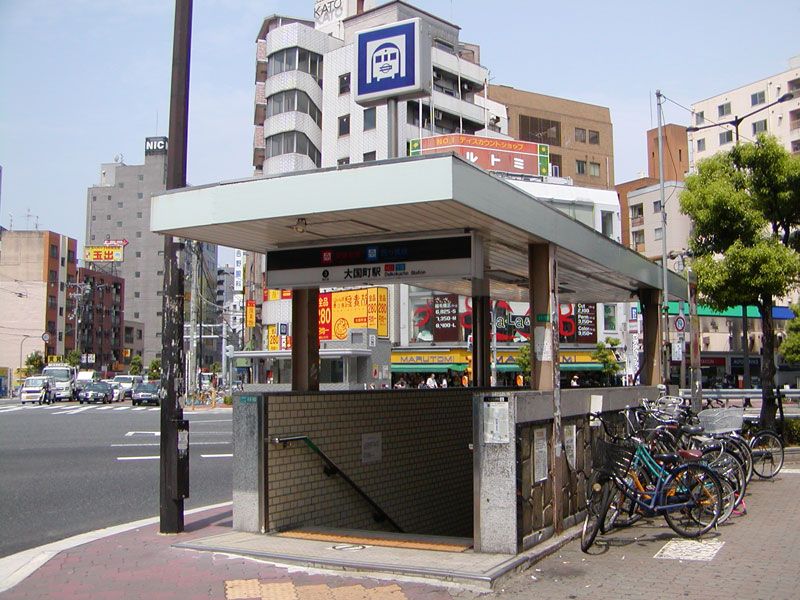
[654, 539, 725, 561]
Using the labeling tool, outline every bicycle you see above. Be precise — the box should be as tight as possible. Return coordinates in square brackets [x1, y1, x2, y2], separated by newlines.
[581, 412, 723, 553]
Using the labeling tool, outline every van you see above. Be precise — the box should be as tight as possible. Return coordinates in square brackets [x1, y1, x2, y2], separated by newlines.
[41, 364, 77, 401]
[20, 376, 56, 405]
[75, 370, 100, 394]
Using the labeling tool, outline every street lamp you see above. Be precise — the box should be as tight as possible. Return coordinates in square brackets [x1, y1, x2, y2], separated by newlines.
[686, 91, 794, 388]
[18, 335, 32, 387]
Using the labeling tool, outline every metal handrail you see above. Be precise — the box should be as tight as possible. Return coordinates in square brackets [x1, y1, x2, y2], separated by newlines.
[272, 434, 404, 533]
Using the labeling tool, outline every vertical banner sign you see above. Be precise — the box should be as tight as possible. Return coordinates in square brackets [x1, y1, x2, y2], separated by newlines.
[433, 294, 459, 342]
[245, 300, 256, 328]
[267, 324, 279, 351]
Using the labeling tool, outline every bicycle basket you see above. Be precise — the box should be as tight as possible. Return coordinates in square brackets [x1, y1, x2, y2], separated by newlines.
[592, 438, 635, 479]
[697, 407, 744, 434]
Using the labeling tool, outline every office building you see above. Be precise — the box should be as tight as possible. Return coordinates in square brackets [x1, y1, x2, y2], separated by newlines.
[75, 267, 125, 373]
[86, 137, 217, 364]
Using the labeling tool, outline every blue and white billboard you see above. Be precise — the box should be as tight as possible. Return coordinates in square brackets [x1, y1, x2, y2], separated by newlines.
[354, 18, 431, 105]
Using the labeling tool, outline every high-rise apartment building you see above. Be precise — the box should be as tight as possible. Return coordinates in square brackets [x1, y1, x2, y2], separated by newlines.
[75, 267, 125, 372]
[0, 230, 78, 381]
[85, 137, 217, 364]
[690, 56, 800, 162]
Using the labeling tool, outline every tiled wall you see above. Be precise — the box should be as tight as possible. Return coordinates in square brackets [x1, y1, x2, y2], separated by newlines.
[265, 389, 473, 537]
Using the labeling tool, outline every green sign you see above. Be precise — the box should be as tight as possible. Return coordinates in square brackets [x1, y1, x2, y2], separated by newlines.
[536, 313, 550, 323]
[238, 395, 258, 404]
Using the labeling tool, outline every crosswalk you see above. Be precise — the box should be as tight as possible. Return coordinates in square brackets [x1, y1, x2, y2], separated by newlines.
[0, 403, 160, 415]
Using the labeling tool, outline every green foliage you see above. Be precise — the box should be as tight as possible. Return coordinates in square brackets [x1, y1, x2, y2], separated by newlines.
[148, 358, 162, 380]
[129, 355, 143, 375]
[24, 351, 45, 376]
[223, 395, 233, 405]
[590, 337, 622, 380]
[65, 349, 81, 368]
[779, 304, 800, 364]
[209, 361, 221, 374]
[516, 343, 531, 382]
[782, 418, 800, 446]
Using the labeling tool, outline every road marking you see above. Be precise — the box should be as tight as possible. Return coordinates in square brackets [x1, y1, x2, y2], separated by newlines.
[96, 406, 114, 410]
[132, 407, 147, 411]
[780, 468, 800, 474]
[148, 407, 159, 411]
[113, 406, 130, 411]
[201, 453, 233, 458]
[116, 456, 160, 461]
[125, 431, 160, 437]
[0, 407, 25, 413]
[56, 406, 93, 415]
[654, 539, 725, 561]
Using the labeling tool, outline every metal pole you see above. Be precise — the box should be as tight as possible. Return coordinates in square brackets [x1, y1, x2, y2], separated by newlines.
[160, 0, 192, 534]
[188, 241, 198, 397]
[387, 98, 398, 159]
[491, 300, 497, 386]
[656, 90, 669, 385]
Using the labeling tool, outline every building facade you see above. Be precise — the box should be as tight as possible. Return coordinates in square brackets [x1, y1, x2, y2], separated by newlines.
[690, 56, 800, 162]
[0, 230, 78, 383]
[85, 137, 217, 365]
[75, 267, 124, 373]
[487, 85, 615, 189]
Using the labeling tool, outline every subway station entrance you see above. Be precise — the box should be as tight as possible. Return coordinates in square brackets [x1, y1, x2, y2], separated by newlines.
[152, 154, 687, 565]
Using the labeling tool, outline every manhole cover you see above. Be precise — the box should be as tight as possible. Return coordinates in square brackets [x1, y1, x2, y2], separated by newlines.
[654, 539, 725, 561]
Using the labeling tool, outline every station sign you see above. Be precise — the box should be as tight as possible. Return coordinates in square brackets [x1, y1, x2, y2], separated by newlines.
[354, 18, 431, 105]
[84, 245, 123, 262]
[408, 134, 550, 177]
[266, 234, 482, 288]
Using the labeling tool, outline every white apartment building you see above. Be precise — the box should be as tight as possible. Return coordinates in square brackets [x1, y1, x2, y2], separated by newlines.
[626, 181, 690, 261]
[690, 56, 800, 163]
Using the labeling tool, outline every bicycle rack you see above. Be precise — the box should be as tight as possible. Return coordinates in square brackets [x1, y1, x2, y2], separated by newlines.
[272, 434, 404, 533]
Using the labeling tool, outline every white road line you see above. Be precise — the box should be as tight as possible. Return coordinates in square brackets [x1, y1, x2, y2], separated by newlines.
[112, 406, 130, 411]
[96, 406, 114, 410]
[125, 431, 160, 437]
[116, 456, 159, 461]
[148, 407, 159, 411]
[200, 453, 233, 458]
[0, 407, 24, 413]
[132, 407, 147, 411]
[56, 406, 93, 415]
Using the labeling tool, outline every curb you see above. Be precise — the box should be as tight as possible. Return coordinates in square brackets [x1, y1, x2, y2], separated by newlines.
[0, 501, 232, 594]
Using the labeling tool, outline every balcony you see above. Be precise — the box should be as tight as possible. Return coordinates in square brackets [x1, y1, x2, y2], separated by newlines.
[635, 243, 646, 253]
[630, 216, 644, 227]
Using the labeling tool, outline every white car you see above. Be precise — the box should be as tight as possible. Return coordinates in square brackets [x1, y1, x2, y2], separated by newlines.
[20, 376, 56, 405]
[112, 375, 143, 399]
[103, 380, 123, 402]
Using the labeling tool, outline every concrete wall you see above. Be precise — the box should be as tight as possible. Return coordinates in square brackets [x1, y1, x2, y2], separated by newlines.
[235, 388, 474, 537]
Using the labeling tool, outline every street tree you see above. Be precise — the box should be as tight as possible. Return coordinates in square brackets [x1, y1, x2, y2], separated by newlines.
[25, 351, 45, 376]
[680, 135, 800, 428]
[779, 304, 800, 364]
[148, 359, 162, 380]
[65, 349, 81, 368]
[516, 342, 531, 385]
[591, 337, 622, 386]
[129, 355, 143, 375]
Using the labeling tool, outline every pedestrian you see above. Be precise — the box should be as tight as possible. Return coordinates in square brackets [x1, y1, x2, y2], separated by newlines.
[426, 373, 438, 388]
[440, 376, 448, 388]
[571, 375, 579, 387]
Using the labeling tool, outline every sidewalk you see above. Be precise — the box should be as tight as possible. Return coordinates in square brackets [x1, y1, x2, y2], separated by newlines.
[1, 458, 798, 600]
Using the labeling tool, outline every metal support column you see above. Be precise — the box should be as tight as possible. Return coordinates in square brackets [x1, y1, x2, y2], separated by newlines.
[639, 288, 662, 387]
[472, 278, 490, 388]
[291, 288, 320, 392]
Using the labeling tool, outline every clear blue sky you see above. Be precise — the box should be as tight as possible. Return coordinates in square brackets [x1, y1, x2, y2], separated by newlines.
[1, 0, 798, 264]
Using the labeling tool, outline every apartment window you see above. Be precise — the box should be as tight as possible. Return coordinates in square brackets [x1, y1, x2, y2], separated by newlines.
[632, 230, 645, 246]
[60, 256, 65, 267]
[519, 115, 561, 146]
[630, 204, 644, 219]
[137, 330, 143, 340]
[407, 101, 420, 126]
[266, 89, 322, 126]
[697, 138, 706, 152]
[589, 162, 600, 177]
[267, 47, 323, 85]
[337, 157, 350, 166]
[718, 102, 731, 117]
[134, 312, 139, 319]
[338, 114, 350, 137]
[653, 200, 662, 213]
[48, 269, 58, 282]
[137, 193, 143, 199]
[68, 250, 75, 264]
[59, 307, 63, 316]
[752, 119, 767, 135]
[363, 151, 377, 162]
[48, 295, 57, 309]
[135, 251, 141, 258]
[751, 90, 766, 106]
[339, 72, 351, 94]
[92, 215, 96, 221]
[135, 272, 141, 278]
[719, 130, 733, 145]
[136, 231, 142, 238]
[574, 127, 586, 143]
[654, 227, 664, 241]
[695, 111, 705, 126]
[157, 270, 164, 276]
[156, 311, 163, 317]
[92, 195, 97, 202]
[117, 201, 123, 208]
[116, 221, 122, 227]
[601, 210, 614, 238]
[107, 195, 111, 200]
[134, 292, 140, 298]
[363, 107, 376, 131]
[58, 332, 63, 342]
[118, 182, 124, 188]
[106, 215, 111, 220]
[91, 235, 95, 241]
[138, 174, 144, 181]
[137, 212, 142, 219]
[265, 131, 321, 166]
[588, 130, 600, 144]
[49, 244, 58, 258]
[576, 159, 586, 175]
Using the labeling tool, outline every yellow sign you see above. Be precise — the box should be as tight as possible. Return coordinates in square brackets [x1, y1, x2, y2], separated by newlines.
[47, 355, 63, 364]
[84, 246, 123, 262]
[122, 348, 131, 358]
[245, 300, 256, 328]
[319, 287, 389, 341]
[267, 324, 279, 351]
[392, 348, 470, 364]
[560, 350, 596, 364]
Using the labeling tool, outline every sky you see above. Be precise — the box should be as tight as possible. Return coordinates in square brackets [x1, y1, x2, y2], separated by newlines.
[1, 0, 798, 266]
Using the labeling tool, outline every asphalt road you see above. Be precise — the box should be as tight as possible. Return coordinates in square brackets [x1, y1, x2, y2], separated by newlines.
[0, 399, 232, 558]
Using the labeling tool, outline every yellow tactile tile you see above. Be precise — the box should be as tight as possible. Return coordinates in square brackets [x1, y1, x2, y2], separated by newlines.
[259, 581, 298, 600]
[295, 584, 334, 600]
[329, 585, 370, 600]
[225, 578, 263, 599]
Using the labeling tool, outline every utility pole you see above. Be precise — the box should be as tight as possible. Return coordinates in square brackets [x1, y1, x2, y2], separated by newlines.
[160, 0, 192, 534]
[187, 241, 198, 397]
[656, 90, 670, 386]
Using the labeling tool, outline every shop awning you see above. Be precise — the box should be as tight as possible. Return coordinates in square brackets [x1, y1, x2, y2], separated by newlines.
[391, 364, 467, 373]
[560, 363, 605, 371]
[494, 364, 521, 372]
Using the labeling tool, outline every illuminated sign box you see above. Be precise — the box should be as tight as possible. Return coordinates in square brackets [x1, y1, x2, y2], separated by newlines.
[84, 245, 124, 262]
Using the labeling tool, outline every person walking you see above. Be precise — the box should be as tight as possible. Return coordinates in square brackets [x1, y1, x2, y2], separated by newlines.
[440, 376, 448, 388]
[426, 373, 438, 388]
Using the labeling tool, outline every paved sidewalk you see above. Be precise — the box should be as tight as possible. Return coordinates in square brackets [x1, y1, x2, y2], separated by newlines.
[1, 459, 798, 599]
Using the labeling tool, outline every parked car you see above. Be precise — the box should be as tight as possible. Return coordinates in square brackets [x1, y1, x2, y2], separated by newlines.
[113, 375, 143, 399]
[20, 376, 55, 405]
[78, 381, 114, 404]
[75, 370, 101, 395]
[104, 380, 123, 402]
[131, 382, 160, 406]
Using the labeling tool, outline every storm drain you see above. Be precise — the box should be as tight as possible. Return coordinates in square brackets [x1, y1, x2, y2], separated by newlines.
[653, 539, 725, 561]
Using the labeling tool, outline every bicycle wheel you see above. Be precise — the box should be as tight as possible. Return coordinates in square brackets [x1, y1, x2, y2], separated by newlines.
[663, 463, 722, 538]
[714, 475, 736, 525]
[604, 483, 642, 529]
[750, 430, 784, 479]
[726, 434, 754, 484]
[701, 448, 746, 510]
[581, 475, 612, 552]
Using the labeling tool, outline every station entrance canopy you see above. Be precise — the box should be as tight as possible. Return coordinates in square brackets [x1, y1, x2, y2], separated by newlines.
[150, 154, 687, 305]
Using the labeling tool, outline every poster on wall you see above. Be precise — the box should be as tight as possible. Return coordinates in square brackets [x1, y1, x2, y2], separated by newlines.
[534, 427, 548, 482]
[433, 294, 459, 342]
[318, 287, 388, 341]
[558, 303, 597, 344]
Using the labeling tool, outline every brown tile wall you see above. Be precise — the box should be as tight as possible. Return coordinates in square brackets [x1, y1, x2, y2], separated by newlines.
[265, 389, 473, 537]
